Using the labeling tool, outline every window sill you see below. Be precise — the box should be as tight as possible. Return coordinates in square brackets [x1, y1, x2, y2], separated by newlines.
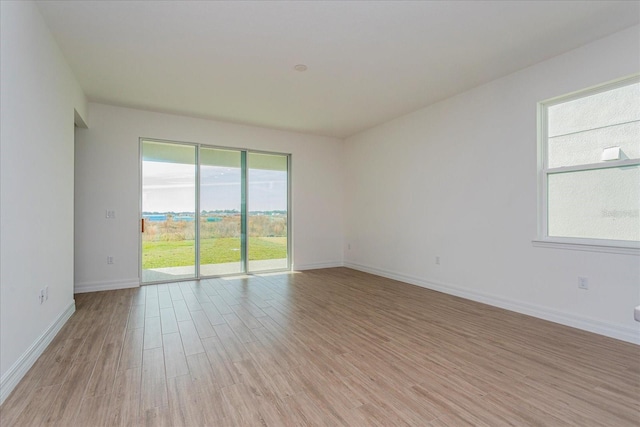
[532, 239, 640, 256]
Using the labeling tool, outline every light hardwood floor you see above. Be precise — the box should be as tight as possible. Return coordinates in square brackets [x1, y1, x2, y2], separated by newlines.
[1, 268, 639, 426]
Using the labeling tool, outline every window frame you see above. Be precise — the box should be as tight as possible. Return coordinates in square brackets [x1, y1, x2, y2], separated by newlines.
[535, 75, 640, 255]
[139, 137, 293, 285]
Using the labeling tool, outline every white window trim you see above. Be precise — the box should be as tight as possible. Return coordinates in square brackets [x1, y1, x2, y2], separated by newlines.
[534, 74, 640, 256]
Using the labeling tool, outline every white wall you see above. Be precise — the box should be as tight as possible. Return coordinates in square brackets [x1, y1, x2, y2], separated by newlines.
[74, 103, 344, 292]
[0, 1, 87, 402]
[344, 25, 640, 344]
[0, 10, 635, 410]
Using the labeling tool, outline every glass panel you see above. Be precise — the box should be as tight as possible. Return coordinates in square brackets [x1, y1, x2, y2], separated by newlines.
[548, 82, 640, 137]
[548, 121, 640, 168]
[200, 148, 243, 276]
[548, 165, 639, 241]
[247, 153, 288, 272]
[141, 141, 197, 283]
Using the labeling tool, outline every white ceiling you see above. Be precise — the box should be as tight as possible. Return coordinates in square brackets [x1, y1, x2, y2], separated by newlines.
[37, 1, 639, 138]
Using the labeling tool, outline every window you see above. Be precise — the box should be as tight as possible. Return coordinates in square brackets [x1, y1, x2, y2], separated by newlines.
[141, 139, 291, 283]
[537, 76, 640, 252]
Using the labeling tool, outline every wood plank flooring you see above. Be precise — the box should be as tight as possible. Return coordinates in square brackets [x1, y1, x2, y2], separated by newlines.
[1, 267, 639, 426]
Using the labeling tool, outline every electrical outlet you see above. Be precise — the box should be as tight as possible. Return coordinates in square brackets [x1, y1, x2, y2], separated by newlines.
[107, 256, 114, 265]
[105, 210, 116, 219]
[39, 289, 45, 304]
[435, 256, 440, 265]
[578, 277, 589, 290]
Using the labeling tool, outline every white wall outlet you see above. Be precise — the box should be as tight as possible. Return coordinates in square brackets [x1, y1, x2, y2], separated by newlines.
[107, 256, 114, 264]
[105, 210, 116, 219]
[578, 276, 589, 290]
[39, 289, 45, 304]
[435, 256, 440, 265]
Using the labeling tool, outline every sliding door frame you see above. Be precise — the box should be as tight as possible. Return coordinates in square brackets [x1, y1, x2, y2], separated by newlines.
[245, 149, 292, 274]
[139, 138, 291, 285]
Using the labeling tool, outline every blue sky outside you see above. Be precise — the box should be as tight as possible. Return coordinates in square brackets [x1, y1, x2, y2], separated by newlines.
[142, 161, 287, 213]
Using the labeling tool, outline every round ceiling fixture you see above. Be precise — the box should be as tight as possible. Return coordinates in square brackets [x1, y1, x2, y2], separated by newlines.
[294, 64, 308, 72]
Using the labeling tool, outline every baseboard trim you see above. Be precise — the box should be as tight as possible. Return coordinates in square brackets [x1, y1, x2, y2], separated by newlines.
[0, 301, 76, 405]
[74, 278, 140, 294]
[294, 261, 344, 271]
[344, 261, 640, 345]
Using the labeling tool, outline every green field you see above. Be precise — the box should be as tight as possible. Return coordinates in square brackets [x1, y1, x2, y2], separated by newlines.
[142, 237, 286, 269]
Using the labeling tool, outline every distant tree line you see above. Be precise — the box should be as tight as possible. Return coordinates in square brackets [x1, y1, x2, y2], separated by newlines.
[143, 210, 286, 215]
[143, 213, 287, 241]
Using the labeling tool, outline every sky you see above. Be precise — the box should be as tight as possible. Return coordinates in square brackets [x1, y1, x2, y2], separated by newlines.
[142, 161, 287, 213]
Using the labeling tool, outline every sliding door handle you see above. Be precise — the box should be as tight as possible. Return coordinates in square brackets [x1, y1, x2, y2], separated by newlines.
[141, 218, 145, 233]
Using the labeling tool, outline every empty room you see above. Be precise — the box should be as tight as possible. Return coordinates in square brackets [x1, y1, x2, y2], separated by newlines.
[1, 1, 639, 426]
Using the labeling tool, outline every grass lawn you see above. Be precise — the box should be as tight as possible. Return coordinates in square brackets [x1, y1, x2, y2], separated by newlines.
[143, 237, 286, 269]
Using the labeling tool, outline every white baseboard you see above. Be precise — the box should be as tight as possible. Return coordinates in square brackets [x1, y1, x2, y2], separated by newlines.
[0, 301, 76, 405]
[344, 261, 640, 345]
[294, 261, 344, 271]
[74, 278, 140, 294]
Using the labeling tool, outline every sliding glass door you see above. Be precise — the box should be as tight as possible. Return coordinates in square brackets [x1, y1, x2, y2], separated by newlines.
[248, 152, 288, 271]
[141, 141, 197, 283]
[141, 139, 289, 284]
[200, 148, 243, 276]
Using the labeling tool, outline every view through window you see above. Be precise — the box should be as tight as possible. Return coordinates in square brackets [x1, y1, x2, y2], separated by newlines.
[539, 77, 639, 247]
[141, 140, 289, 283]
